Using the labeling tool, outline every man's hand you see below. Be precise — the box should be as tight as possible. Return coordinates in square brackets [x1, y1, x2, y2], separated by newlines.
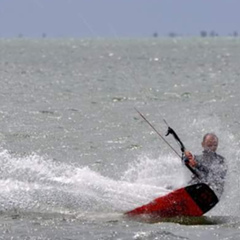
[184, 151, 197, 167]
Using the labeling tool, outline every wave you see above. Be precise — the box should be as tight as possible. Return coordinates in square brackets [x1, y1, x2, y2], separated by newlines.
[0, 150, 169, 214]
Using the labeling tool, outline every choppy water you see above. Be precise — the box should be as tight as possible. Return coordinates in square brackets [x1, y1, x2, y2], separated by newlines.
[0, 37, 240, 239]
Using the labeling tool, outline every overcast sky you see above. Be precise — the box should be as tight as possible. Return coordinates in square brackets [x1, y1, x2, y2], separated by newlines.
[1, 0, 239, 38]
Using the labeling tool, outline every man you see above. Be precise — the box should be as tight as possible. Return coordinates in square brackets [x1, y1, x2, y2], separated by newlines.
[184, 133, 227, 199]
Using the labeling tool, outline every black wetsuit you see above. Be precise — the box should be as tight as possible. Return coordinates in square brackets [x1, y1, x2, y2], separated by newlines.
[189, 150, 227, 199]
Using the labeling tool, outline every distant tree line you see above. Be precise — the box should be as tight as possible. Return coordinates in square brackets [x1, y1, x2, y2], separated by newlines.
[200, 30, 238, 37]
[200, 30, 219, 37]
[152, 31, 239, 38]
[14, 31, 240, 38]
[17, 33, 47, 38]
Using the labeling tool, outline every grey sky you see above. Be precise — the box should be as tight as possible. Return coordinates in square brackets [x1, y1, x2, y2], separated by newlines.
[1, 0, 239, 38]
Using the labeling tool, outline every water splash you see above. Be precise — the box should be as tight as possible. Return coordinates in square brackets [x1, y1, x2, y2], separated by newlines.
[0, 150, 170, 215]
[121, 154, 187, 189]
[0, 116, 239, 218]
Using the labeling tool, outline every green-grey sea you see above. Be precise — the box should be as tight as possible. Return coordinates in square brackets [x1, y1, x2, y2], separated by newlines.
[0, 37, 240, 239]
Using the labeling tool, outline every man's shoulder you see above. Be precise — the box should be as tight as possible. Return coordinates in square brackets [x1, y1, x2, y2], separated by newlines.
[216, 153, 225, 162]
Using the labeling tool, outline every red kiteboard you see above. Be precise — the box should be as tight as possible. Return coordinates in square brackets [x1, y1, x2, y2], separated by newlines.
[125, 183, 218, 219]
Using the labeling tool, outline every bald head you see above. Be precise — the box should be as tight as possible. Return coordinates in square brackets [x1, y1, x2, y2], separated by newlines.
[202, 133, 218, 152]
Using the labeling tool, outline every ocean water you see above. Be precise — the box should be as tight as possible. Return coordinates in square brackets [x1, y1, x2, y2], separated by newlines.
[0, 37, 240, 239]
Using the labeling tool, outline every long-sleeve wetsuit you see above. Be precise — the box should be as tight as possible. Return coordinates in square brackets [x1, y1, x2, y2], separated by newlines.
[188, 150, 227, 199]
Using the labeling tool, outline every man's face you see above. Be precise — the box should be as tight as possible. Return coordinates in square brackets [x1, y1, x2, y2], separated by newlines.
[202, 135, 218, 152]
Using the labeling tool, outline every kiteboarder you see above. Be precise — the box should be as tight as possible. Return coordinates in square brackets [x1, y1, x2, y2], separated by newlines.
[126, 110, 221, 219]
[184, 133, 227, 199]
